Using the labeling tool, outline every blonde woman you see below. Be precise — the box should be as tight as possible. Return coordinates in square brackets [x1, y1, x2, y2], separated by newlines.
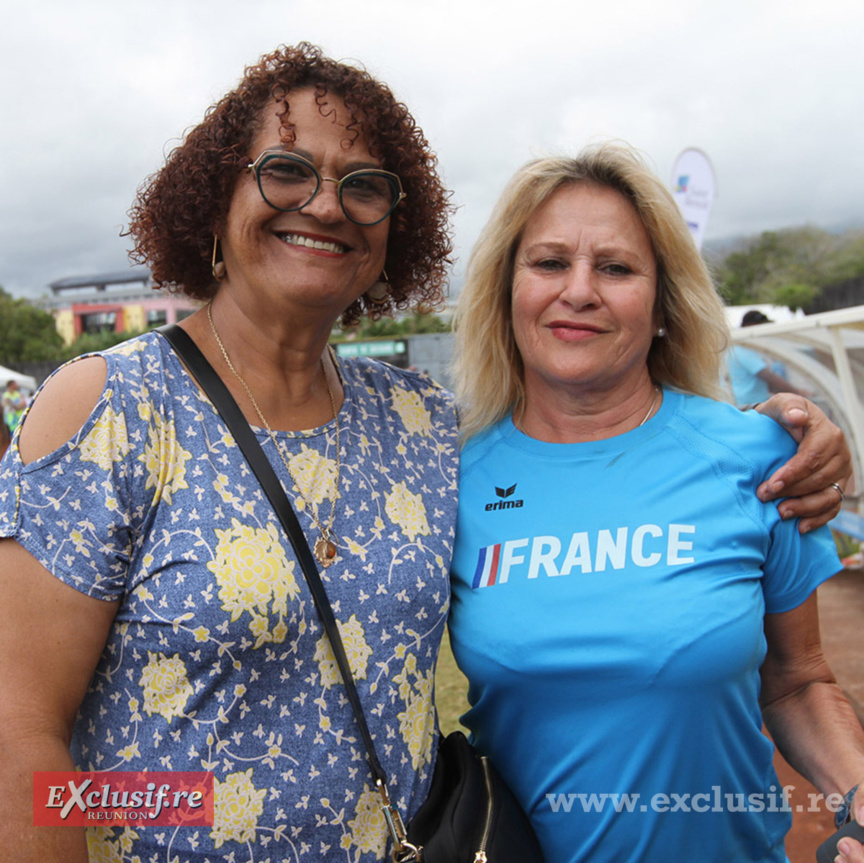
[448, 144, 863, 862]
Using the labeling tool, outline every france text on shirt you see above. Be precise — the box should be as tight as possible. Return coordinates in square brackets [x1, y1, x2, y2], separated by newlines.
[472, 524, 696, 588]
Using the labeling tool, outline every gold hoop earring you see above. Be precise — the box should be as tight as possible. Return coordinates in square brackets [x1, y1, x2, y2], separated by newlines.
[366, 270, 390, 305]
[212, 236, 227, 282]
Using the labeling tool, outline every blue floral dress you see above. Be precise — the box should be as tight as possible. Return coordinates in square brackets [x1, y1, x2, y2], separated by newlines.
[0, 331, 460, 863]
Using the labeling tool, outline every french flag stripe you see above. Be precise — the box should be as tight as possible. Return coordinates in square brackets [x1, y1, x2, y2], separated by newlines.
[472, 544, 500, 589]
[472, 547, 488, 589]
[487, 544, 500, 586]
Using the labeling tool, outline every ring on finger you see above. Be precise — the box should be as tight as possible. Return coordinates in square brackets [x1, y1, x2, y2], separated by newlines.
[830, 482, 845, 501]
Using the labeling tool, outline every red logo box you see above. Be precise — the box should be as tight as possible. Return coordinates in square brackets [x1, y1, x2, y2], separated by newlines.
[34, 771, 214, 826]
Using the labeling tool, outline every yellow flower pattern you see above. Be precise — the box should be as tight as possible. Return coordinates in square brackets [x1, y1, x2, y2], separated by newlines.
[211, 769, 267, 848]
[385, 481, 431, 541]
[391, 386, 434, 436]
[79, 402, 130, 470]
[139, 652, 193, 724]
[207, 518, 300, 646]
[139, 412, 192, 505]
[286, 442, 340, 512]
[0, 333, 459, 862]
[346, 786, 390, 859]
[86, 827, 139, 863]
[314, 614, 374, 689]
[394, 654, 436, 771]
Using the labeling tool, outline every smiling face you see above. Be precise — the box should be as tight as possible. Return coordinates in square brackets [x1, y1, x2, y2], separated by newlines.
[512, 182, 659, 405]
[219, 88, 390, 321]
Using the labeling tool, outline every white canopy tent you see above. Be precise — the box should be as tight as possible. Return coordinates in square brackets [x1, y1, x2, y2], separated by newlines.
[0, 365, 37, 392]
[731, 305, 864, 539]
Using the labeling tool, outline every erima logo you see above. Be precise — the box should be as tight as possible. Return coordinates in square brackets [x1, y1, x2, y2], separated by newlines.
[485, 484, 524, 511]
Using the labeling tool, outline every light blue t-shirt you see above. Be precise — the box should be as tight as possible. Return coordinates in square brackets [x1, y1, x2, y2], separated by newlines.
[449, 389, 840, 863]
[727, 345, 770, 406]
[0, 332, 460, 862]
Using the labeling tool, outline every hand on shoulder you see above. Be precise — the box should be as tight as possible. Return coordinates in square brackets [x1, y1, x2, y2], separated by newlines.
[753, 393, 851, 532]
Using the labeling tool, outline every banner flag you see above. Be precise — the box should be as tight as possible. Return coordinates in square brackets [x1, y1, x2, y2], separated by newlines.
[671, 148, 716, 250]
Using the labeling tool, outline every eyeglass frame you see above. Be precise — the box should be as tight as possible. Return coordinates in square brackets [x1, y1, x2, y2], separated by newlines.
[246, 150, 407, 226]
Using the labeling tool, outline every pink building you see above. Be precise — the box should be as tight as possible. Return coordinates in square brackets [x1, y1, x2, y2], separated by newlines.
[42, 269, 199, 345]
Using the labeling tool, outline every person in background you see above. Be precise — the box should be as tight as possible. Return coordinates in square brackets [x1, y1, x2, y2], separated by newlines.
[727, 309, 808, 406]
[1, 379, 27, 434]
[0, 410, 10, 459]
[448, 144, 864, 863]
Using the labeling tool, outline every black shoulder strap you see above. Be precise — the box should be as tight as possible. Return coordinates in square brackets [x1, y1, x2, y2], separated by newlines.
[157, 324, 389, 788]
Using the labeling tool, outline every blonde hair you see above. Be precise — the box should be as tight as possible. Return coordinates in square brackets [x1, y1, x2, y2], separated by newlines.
[453, 143, 729, 440]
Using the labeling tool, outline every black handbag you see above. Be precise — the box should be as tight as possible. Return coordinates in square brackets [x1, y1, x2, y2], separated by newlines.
[407, 729, 544, 862]
[158, 325, 544, 863]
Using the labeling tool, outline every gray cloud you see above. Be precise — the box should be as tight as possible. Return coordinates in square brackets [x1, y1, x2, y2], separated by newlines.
[2, 0, 862, 298]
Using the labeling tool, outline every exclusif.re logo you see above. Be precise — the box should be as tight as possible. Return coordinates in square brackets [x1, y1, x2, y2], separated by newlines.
[485, 483, 524, 511]
[32, 771, 214, 826]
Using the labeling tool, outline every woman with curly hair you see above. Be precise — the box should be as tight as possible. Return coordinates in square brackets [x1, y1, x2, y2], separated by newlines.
[0, 43, 850, 863]
[0, 44, 457, 862]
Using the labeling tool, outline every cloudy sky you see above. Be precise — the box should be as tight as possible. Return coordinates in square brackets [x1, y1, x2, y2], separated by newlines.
[2, 0, 861, 299]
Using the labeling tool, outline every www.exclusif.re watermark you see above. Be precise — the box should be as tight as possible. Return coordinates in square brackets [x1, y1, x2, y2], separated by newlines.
[546, 785, 846, 815]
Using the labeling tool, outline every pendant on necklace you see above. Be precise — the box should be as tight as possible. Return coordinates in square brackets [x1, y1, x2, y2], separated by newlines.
[314, 535, 338, 568]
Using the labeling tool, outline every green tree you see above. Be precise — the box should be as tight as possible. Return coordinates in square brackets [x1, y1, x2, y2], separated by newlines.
[335, 312, 451, 341]
[715, 226, 846, 310]
[772, 282, 817, 311]
[716, 231, 785, 305]
[62, 329, 142, 360]
[403, 313, 451, 335]
[823, 231, 864, 284]
[0, 287, 64, 366]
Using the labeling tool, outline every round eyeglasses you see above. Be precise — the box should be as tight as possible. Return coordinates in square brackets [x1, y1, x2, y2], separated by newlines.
[247, 151, 406, 226]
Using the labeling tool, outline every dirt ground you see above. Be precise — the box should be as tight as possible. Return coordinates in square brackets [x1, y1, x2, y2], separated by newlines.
[775, 568, 864, 862]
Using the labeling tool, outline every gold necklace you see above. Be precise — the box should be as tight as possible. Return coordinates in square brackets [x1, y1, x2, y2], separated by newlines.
[207, 303, 341, 567]
[638, 386, 661, 427]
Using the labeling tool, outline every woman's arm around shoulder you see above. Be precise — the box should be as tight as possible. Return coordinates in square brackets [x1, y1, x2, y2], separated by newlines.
[754, 393, 852, 533]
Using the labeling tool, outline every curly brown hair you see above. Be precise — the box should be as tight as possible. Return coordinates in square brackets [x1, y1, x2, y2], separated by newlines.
[128, 43, 453, 326]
